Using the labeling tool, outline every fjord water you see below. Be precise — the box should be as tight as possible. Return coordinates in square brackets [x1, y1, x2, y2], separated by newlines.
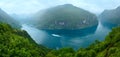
[22, 22, 111, 50]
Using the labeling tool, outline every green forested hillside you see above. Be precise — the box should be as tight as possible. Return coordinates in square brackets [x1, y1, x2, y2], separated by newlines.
[0, 23, 120, 57]
[0, 23, 49, 57]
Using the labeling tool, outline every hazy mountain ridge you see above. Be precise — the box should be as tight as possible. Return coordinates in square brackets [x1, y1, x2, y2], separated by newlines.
[99, 6, 120, 28]
[33, 4, 98, 30]
[0, 8, 21, 28]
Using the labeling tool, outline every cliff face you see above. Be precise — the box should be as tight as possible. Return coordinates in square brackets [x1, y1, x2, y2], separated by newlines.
[0, 8, 21, 28]
[33, 4, 98, 30]
[99, 6, 120, 28]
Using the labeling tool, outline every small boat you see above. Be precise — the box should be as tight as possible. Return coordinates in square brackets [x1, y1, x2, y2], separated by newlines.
[52, 34, 61, 37]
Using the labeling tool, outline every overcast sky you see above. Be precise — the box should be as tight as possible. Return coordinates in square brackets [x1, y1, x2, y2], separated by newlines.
[0, 0, 120, 15]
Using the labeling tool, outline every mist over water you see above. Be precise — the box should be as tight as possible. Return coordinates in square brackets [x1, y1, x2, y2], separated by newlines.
[22, 21, 111, 50]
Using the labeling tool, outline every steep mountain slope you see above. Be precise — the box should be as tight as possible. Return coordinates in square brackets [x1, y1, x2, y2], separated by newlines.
[33, 4, 98, 30]
[99, 6, 120, 28]
[0, 8, 21, 28]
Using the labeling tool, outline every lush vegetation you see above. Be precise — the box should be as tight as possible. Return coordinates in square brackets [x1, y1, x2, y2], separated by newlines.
[33, 4, 98, 29]
[0, 23, 49, 57]
[0, 23, 120, 57]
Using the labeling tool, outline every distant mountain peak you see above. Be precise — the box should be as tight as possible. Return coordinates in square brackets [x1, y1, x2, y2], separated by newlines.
[56, 4, 75, 8]
[63, 4, 73, 6]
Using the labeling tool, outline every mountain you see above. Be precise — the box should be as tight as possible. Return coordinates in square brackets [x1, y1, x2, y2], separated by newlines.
[0, 8, 21, 28]
[33, 4, 98, 30]
[99, 6, 120, 28]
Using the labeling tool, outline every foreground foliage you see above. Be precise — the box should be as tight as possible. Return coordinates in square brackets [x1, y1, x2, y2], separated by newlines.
[0, 23, 49, 57]
[0, 23, 120, 57]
